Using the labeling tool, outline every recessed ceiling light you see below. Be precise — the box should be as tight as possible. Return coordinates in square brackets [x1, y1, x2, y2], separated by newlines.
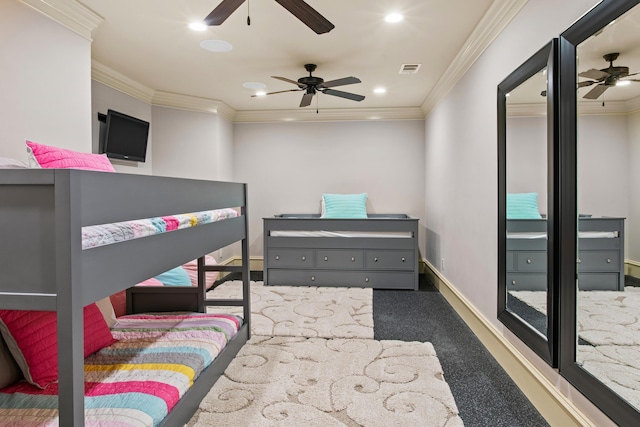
[200, 40, 233, 52]
[505, 93, 511, 97]
[374, 87, 386, 94]
[616, 80, 631, 86]
[255, 91, 267, 96]
[189, 22, 207, 31]
[385, 13, 403, 23]
[243, 82, 266, 90]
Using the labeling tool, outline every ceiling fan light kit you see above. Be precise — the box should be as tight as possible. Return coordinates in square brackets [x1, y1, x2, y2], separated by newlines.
[578, 52, 639, 99]
[251, 63, 365, 108]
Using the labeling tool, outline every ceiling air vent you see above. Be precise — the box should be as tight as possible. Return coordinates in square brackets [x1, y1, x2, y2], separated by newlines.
[399, 64, 421, 74]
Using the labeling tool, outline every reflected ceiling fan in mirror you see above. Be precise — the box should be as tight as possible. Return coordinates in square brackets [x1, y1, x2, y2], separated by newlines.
[203, 0, 334, 34]
[578, 52, 639, 99]
[253, 64, 365, 107]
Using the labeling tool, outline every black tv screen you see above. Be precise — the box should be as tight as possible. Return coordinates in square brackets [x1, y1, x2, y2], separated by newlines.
[103, 109, 150, 162]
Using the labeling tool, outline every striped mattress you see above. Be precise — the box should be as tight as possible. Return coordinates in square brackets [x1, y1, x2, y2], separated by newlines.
[0, 312, 242, 426]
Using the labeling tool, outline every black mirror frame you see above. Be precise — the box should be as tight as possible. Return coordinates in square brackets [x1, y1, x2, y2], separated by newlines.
[558, 0, 640, 424]
[498, 39, 560, 367]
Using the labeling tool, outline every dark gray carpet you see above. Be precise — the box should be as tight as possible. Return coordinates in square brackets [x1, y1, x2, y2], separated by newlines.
[374, 275, 549, 427]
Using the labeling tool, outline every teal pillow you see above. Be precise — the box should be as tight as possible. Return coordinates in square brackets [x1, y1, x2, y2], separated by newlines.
[322, 193, 368, 219]
[154, 266, 191, 286]
[506, 192, 542, 219]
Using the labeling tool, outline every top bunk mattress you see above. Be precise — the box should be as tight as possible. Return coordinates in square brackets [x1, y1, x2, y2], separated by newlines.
[82, 208, 238, 250]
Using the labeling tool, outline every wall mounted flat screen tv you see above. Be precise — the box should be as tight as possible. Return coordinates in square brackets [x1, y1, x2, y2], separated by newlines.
[102, 109, 150, 162]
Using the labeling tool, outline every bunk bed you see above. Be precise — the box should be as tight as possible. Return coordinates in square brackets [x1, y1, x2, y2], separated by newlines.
[263, 214, 419, 290]
[0, 168, 250, 426]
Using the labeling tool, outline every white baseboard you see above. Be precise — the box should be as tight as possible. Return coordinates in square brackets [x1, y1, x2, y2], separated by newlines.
[423, 260, 596, 427]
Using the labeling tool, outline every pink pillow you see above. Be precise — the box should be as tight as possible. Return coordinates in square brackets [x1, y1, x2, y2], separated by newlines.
[26, 140, 115, 172]
[183, 255, 219, 289]
[0, 304, 116, 388]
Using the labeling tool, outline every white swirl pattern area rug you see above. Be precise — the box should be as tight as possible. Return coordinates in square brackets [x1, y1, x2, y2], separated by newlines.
[194, 281, 463, 426]
[188, 336, 463, 427]
[207, 281, 374, 339]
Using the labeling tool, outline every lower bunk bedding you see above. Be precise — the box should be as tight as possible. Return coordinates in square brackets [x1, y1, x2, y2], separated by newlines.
[0, 312, 242, 426]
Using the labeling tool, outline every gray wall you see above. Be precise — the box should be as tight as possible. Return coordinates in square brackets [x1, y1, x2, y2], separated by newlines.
[0, 0, 92, 160]
[233, 120, 426, 257]
[151, 106, 233, 181]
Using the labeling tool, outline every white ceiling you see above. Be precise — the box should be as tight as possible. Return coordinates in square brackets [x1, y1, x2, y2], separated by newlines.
[75, 0, 503, 118]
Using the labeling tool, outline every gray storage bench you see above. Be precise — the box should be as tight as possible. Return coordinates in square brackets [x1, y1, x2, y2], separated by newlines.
[263, 214, 419, 290]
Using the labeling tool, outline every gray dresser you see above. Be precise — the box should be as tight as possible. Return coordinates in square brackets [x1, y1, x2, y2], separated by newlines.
[263, 214, 419, 290]
[507, 217, 625, 291]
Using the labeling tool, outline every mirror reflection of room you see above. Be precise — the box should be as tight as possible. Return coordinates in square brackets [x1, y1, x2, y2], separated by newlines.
[574, 5, 640, 411]
[504, 67, 549, 337]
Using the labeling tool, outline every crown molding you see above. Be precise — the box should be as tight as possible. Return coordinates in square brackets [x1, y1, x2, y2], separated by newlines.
[506, 95, 640, 117]
[506, 103, 546, 117]
[233, 107, 425, 123]
[91, 60, 155, 104]
[152, 92, 236, 122]
[20, 0, 102, 41]
[421, 0, 528, 115]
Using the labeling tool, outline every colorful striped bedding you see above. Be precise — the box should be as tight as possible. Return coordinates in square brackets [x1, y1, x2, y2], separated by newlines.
[82, 208, 239, 250]
[0, 312, 242, 426]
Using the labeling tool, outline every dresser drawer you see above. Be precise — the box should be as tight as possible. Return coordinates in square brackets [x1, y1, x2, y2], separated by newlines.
[267, 269, 416, 289]
[267, 249, 314, 268]
[577, 251, 619, 272]
[364, 250, 414, 270]
[506, 273, 547, 291]
[316, 250, 363, 269]
[515, 252, 546, 272]
[506, 251, 516, 272]
[578, 273, 620, 290]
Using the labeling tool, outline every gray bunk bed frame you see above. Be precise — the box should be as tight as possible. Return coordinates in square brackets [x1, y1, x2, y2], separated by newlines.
[507, 217, 625, 291]
[0, 169, 251, 426]
[264, 214, 419, 290]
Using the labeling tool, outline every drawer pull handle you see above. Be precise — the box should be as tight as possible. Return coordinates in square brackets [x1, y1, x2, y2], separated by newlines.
[577, 258, 582, 264]
[311, 276, 315, 281]
[302, 256, 306, 261]
[526, 259, 532, 264]
[351, 257, 356, 262]
[275, 256, 280, 260]
[511, 280, 516, 285]
[374, 257, 378, 262]
[365, 277, 369, 283]
[402, 257, 406, 262]
[324, 256, 328, 261]
[607, 258, 611, 263]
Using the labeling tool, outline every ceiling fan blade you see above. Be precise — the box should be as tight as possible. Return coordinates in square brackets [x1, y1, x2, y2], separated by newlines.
[578, 68, 610, 80]
[318, 76, 361, 89]
[577, 80, 597, 88]
[583, 84, 609, 99]
[251, 89, 302, 97]
[274, 0, 335, 34]
[272, 76, 302, 86]
[300, 92, 314, 107]
[204, 0, 246, 25]
[322, 89, 365, 102]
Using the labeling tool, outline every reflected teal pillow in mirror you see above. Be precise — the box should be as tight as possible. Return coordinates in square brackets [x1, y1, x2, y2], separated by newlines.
[507, 192, 542, 219]
[321, 193, 368, 219]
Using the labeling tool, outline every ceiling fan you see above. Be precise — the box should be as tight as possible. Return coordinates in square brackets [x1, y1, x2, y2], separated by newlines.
[203, 0, 334, 34]
[578, 52, 639, 99]
[253, 64, 365, 107]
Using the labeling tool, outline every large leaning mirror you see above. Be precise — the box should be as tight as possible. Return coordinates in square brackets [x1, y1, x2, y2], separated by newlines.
[559, 0, 640, 424]
[498, 39, 559, 366]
